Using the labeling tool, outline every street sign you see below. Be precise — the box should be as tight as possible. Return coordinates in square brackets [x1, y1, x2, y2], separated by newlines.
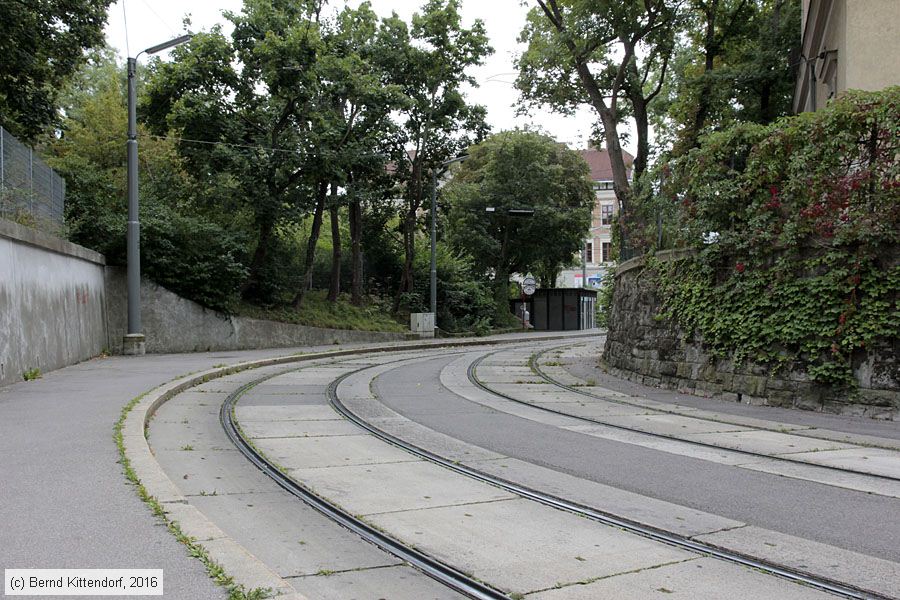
[522, 274, 536, 296]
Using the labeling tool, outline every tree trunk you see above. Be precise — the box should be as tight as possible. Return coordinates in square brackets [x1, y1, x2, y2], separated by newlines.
[493, 224, 511, 323]
[349, 195, 363, 306]
[241, 215, 274, 300]
[292, 180, 329, 309]
[695, 3, 719, 143]
[327, 184, 341, 302]
[392, 201, 417, 313]
[631, 97, 650, 182]
[394, 117, 433, 314]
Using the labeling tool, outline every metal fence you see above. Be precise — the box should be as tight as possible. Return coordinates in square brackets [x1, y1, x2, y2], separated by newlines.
[0, 126, 66, 227]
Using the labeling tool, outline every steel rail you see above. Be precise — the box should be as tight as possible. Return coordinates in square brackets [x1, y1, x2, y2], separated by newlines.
[327, 361, 890, 600]
[220, 360, 510, 600]
[528, 342, 900, 453]
[468, 349, 900, 484]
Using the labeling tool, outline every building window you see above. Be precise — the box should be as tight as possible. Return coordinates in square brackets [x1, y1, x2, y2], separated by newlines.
[601, 242, 611, 263]
[594, 181, 614, 191]
[600, 204, 613, 226]
[584, 241, 593, 264]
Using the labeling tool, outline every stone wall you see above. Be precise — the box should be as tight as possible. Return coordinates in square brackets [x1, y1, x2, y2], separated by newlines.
[0, 219, 107, 387]
[603, 249, 899, 419]
[104, 268, 408, 354]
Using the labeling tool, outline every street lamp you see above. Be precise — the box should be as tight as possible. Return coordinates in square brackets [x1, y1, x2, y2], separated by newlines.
[123, 34, 192, 356]
[430, 154, 468, 330]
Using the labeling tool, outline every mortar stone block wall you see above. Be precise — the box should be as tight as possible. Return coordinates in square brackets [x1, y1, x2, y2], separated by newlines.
[602, 249, 899, 420]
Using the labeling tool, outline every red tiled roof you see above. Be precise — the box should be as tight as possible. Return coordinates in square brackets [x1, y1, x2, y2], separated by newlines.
[578, 148, 633, 182]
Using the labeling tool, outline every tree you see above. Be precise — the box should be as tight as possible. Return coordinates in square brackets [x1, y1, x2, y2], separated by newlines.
[142, 5, 319, 303]
[45, 51, 247, 311]
[445, 130, 593, 320]
[142, 1, 405, 307]
[384, 0, 492, 312]
[651, 0, 800, 152]
[291, 3, 408, 308]
[517, 0, 677, 218]
[0, 0, 114, 141]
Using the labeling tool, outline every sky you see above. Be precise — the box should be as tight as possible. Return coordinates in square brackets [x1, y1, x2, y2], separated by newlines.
[104, 0, 622, 152]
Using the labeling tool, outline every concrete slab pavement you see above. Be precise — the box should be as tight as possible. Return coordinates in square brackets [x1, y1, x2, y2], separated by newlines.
[528, 556, 829, 600]
[552, 340, 900, 444]
[447, 354, 900, 496]
[376, 352, 900, 573]
[0, 329, 591, 599]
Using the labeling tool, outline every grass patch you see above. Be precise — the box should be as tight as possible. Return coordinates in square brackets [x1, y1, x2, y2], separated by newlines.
[23, 368, 41, 381]
[114, 390, 271, 600]
[234, 290, 406, 333]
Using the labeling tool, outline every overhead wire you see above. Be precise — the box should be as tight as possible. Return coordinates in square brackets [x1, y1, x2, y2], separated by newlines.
[121, 0, 131, 57]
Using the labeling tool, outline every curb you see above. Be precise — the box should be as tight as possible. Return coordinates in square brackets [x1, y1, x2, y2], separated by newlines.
[121, 333, 597, 598]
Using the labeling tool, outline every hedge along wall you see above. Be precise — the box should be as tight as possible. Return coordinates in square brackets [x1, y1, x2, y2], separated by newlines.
[603, 89, 899, 418]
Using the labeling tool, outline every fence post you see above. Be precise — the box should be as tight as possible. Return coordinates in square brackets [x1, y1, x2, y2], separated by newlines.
[29, 146, 34, 216]
[0, 127, 4, 219]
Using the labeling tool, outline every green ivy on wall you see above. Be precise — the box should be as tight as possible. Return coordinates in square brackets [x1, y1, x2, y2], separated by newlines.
[645, 88, 900, 387]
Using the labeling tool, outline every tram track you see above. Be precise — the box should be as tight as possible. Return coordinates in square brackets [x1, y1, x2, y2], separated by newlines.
[528, 342, 900, 451]
[216, 347, 893, 600]
[219, 355, 510, 600]
[467, 347, 900, 484]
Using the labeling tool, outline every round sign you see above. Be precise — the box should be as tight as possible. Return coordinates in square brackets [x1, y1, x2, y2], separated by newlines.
[522, 275, 536, 296]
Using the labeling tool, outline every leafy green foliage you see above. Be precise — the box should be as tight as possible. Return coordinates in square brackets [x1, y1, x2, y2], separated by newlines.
[0, 0, 114, 141]
[595, 267, 616, 329]
[516, 0, 677, 200]
[446, 130, 593, 320]
[650, 0, 800, 152]
[141, 204, 248, 312]
[45, 52, 249, 312]
[649, 89, 900, 385]
[400, 241, 496, 333]
[388, 0, 492, 304]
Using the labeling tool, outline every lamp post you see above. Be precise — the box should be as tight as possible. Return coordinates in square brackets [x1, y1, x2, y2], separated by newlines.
[123, 34, 192, 356]
[430, 154, 468, 331]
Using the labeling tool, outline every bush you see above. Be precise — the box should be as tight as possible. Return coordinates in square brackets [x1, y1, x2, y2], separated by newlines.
[404, 241, 497, 332]
[141, 203, 248, 312]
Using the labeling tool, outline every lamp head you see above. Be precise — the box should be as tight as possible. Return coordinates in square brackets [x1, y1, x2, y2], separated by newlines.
[144, 34, 193, 55]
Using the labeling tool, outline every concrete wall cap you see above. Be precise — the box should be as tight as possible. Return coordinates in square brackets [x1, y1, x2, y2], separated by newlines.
[0, 217, 105, 265]
[616, 248, 697, 277]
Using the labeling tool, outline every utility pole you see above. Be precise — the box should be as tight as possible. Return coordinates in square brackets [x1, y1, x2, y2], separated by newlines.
[123, 35, 192, 356]
[430, 155, 468, 334]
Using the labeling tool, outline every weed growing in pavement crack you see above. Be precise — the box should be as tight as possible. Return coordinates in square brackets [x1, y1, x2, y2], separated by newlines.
[115, 388, 271, 600]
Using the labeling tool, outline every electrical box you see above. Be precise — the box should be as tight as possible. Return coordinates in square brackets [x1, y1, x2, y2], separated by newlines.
[410, 312, 435, 338]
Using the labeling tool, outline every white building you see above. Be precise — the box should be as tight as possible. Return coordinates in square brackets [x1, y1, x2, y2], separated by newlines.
[556, 148, 633, 289]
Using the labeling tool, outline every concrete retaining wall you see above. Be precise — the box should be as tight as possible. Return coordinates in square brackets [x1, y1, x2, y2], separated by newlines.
[0, 217, 407, 385]
[603, 249, 899, 419]
[0, 219, 107, 387]
[104, 268, 408, 354]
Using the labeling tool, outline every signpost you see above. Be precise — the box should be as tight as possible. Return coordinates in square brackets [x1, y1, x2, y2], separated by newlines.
[520, 273, 536, 330]
[522, 274, 536, 296]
